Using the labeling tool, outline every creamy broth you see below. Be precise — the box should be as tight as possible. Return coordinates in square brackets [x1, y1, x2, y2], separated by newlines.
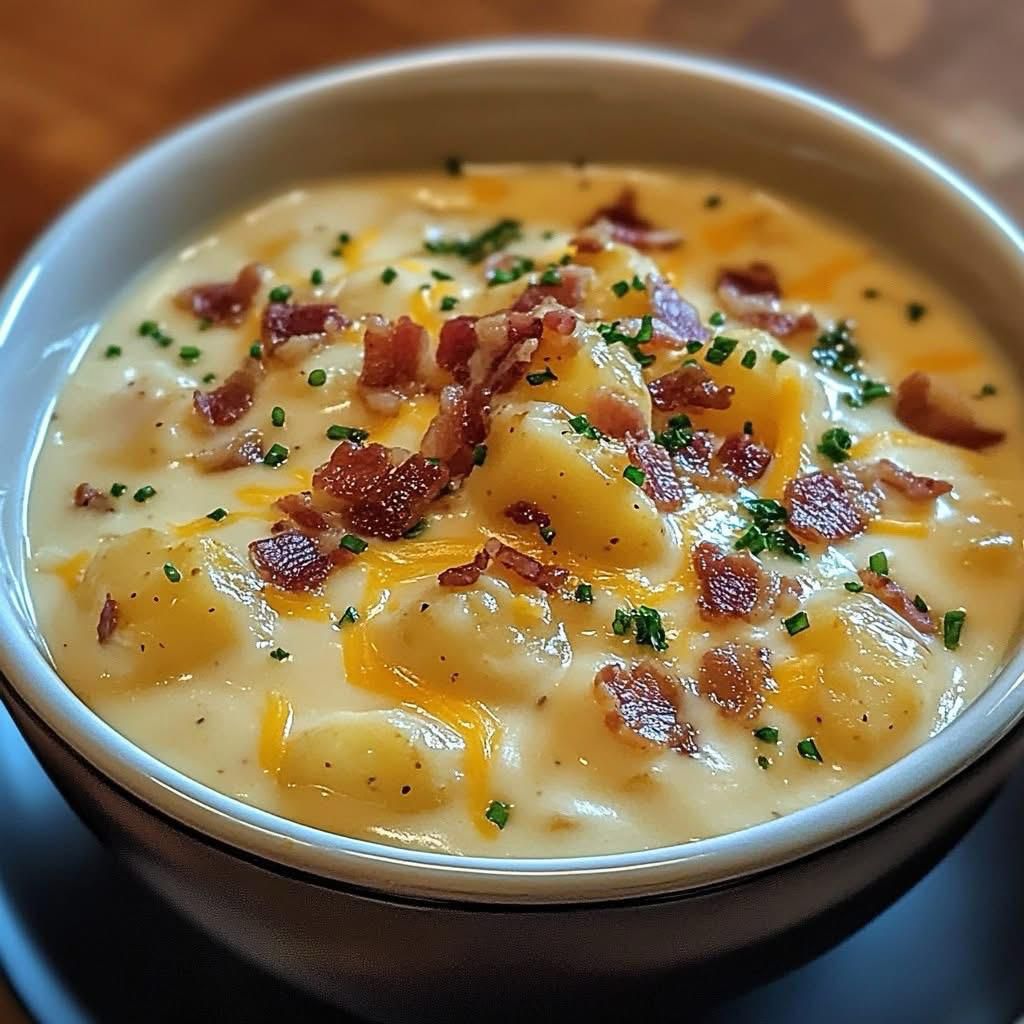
[27, 164, 1024, 856]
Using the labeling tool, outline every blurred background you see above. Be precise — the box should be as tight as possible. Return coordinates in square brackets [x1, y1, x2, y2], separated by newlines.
[2, 0, 1023, 277]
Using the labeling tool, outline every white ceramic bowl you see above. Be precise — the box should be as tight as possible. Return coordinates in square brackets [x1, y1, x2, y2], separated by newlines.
[2, 41, 1023, 1020]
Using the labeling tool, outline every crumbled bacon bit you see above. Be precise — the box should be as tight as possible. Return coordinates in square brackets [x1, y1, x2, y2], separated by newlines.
[594, 660, 698, 754]
[715, 262, 817, 337]
[861, 458, 953, 501]
[274, 491, 342, 535]
[581, 188, 682, 251]
[73, 482, 113, 512]
[249, 529, 351, 593]
[741, 310, 818, 338]
[693, 541, 780, 622]
[858, 569, 936, 635]
[313, 441, 449, 540]
[784, 470, 871, 543]
[698, 643, 775, 718]
[715, 432, 772, 482]
[436, 316, 479, 384]
[193, 365, 260, 427]
[513, 265, 594, 313]
[358, 314, 431, 410]
[674, 430, 716, 478]
[895, 372, 1005, 451]
[648, 363, 734, 412]
[195, 427, 264, 472]
[437, 537, 567, 593]
[97, 594, 119, 644]
[647, 275, 709, 345]
[625, 434, 683, 511]
[261, 302, 348, 353]
[437, 310, 544, 393]
[541, 306, 578, 336]
[504, 501, 551, 529]
[585, 391, 648, 439]
[716, 262, 781, 300]
[421, 383, 490, 478]
[174, 262, 262, 326]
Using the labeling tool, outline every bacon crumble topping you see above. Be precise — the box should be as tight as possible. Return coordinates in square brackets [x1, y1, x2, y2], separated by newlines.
[504, 501, 552, 529]
[358, 314, 434, 415]
[261, 301, 348, 355]
[648, 363, 735, 412]
[513, 265, 593, 313]
[716, 261, 816, 337]
[97, 594, 119, 644]
[74, 482, 114, 512]
[895, 372, 1005, 451]
[858, 458, 953, 501]
[625, 434, 684, 511]
[858, 569, 936, 635]
[697, 643, 775, 718]
[580, 188, 683, 251]
[193, 364, 261, 427]
[249, 529, 352, 593]
[783, 470, 873, 543]
[438, 537, 567, 593]
[715, 432, 773, 482]
[174, 262, 263, 326]
[195, 427, 265, 472]
[585, 391, 648, 439]
[693, 541, 781, 622]
[420, 383, 490, 478]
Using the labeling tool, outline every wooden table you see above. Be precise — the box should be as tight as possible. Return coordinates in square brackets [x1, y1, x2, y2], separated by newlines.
[0, 1, 1020, 1019]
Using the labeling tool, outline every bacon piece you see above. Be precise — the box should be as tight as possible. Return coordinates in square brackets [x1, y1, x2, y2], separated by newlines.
[860, 458, 953, 501]
[625, 434, 683, 511]
[858, 569, 936, 635]
[784, 470, 871, 543]
[594, 660, 698, 754]
[715, 262, 817, 337]
[674, 430, 717, 478]
[741, 310, 818, 338]
[717, 262, 781, 301]
[249, 529, 351, 593]
[698, 643, 775, 718]
[436, 316, 479, 384]
[581, 188, 682, 251]
[97, 594, 119, 644]
[358, 314, 429, 392]
[895, 372, 1005, 451]
[193, 365, 260, 427]
[436, 311, 544, 393]
[504, 501, 551, 529]
[542, 306, 578, 335]
[174, 262, 262, 326]
[585, 391, 648, 439]
[693, 541, 780, 622]
[73, 482, 113, 512]
[648, 363, 734, 412]
[273, 491, 345, 536]
[313, 441, 449, 540]
[261, 302, 348, 354]
[715, 432, 772, 482]
[437, 537, 567, 593]
[513, 265, 594, 313]
[647, 275, 709, 345]
[195, 427, 264, 471]
[421, 383, 490, 478]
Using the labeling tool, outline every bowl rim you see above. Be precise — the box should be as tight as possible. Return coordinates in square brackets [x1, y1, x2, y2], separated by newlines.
[3, 37, 1024, 904]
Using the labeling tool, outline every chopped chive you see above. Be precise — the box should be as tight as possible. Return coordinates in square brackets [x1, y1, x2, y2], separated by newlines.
[249, 342, 263, 359]
[431, 268, 453, 281]
[784, 610, 810, 636]
[104, 344, 122, 358]
[110, 483, 127, 498]
[558, 253, 572, 266]
[326, 424, 369, 443]
[487, 256, 534, 286]
[943, 609, 966, 650]
[539, 525, 556, 545]
[709, 310, 726, 327]
[567, 413, 604, 440]
[975, 383, 997, 399]
[765, 529, 807, 562]
[162, 563, 182, 584]
[540, 267, 562, 286]
[771, 349, 790, 364]
[340, 534, 368, 554]
[753, 725, 779, 743]
[868, 550, 889, 576]
[611, 280, 630, 298]
[797, 737, 823, 762]
[526, 367, 558, 386]
[844, 580, 864, 593]
[574, 582, 593, 604]
[133, 485, 156, 503]
[197, 317, 212, 332]
[337, 232, 351, 245]
[263, 443, 289, 467]
[268, 285, 292, 303]
[906, 301, 927, 322]
[705, 336, 739, 366]
[271, 406, 286, 428]
[202, 372, 217, 384]
[623, 465, 646, 488]
[817, 426, 853, 463]
[743, 420, 754, 435]
[426, 221, 523, 264]
[913, 594, 929, 613]
[485, 800, 510, 830]
[444, 155, 463, 176]
[686, 340, 703, 354]
[402, 519, 428, 539]
[337, 606, 359, 626]
[310, 268, 324, 286]
[634, 315, 653, 343]
[757, 755, 771, 770]
[440, 295, 458, 311]
[471, 443, 488, 467]
[734, 524, 767, 556]
[741, 350, 757, 369]
[179, 345, 201, 362]
[611, 606, 668, 651]
[206, 507, 228, 522]
[138, 320, 158, 337]
[307, 368, 327, 387]
[269, 647, 290, 661]
[631, 274, 646, 291]
[380, 266, 398, 285]
[612, 608, 632, 636]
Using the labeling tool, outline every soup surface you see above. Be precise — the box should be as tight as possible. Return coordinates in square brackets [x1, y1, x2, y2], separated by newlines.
[27, 164, 1024, 856]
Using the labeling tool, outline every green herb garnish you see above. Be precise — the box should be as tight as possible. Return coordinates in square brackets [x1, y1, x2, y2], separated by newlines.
[380, 266, 398, 285]
[133, 485, 156, 503]
[705, 335, 739, 366]
[611, 606, 668, 651]
[817, 426, 853, 463]
[907, 301, 927, 322]
[326, 425, 369, 443]
[340, 534, 368, 554]
[206, 507, 228, 522]
[104, 345, 122, 358]
[526, 367, 558, 386]
[307, 369, 327, 387]
[425, 218, 522, 263]
[484, 800, 510, 830]
[770, 349, 790, 364]
[844, 580, 864, 593]
[269, 647, 291, 661]
[611, 280, 630, 298]
[754, 725, 779, 743]
[310, 268, 324, 286]
[943, 609, 966, 650]
[337, 606, 359, 626]
[574, 582, 593, 604]
[797, 737, 823, 762]
[179, 345, 201, 363]
[784, 610, 810, 636]
[567, 413, 604, 440]
[268, 284, 292, 303]
[263, 443, 289, 468]
[597, 316, 656, 368]
[163, 563, 181, 584]
[110, 483, 126, 498]
[440, 295, 458, 311]
[868, 550, 889, 575]
[249, 342, 263, 359]
[741, 350, 757, 369]
[623, 465, 646, 488]
[709, 310, 726, 327]
[402, 519, 428, 539]
[472, 443, 488, 466]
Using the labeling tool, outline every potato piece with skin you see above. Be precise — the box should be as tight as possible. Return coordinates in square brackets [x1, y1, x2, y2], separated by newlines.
[67, 528, 274, 692]
[466, 402, 675, 567]
[768, 588, 930, 767]
[371, 575, 572, 706]
[279, 708, 464, 812]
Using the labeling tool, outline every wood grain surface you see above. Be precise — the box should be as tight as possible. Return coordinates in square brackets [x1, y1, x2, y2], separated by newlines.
[0, 1, 1020, 1019]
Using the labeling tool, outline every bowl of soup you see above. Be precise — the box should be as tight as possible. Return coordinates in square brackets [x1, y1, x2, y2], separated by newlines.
[2, 41, 1023, 1020]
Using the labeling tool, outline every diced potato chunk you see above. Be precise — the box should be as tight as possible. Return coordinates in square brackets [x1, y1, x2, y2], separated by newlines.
[465, 402, 675, 567]
[279, 708, 463, 811]
[371, 575, 572, 705]
[769, 588, 929, 766]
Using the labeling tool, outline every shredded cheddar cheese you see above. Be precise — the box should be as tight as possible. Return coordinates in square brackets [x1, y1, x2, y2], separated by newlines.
[259, 690, 294, 773]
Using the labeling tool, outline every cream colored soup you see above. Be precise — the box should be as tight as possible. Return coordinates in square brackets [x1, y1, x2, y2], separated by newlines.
[27, 164, 1024, 856]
